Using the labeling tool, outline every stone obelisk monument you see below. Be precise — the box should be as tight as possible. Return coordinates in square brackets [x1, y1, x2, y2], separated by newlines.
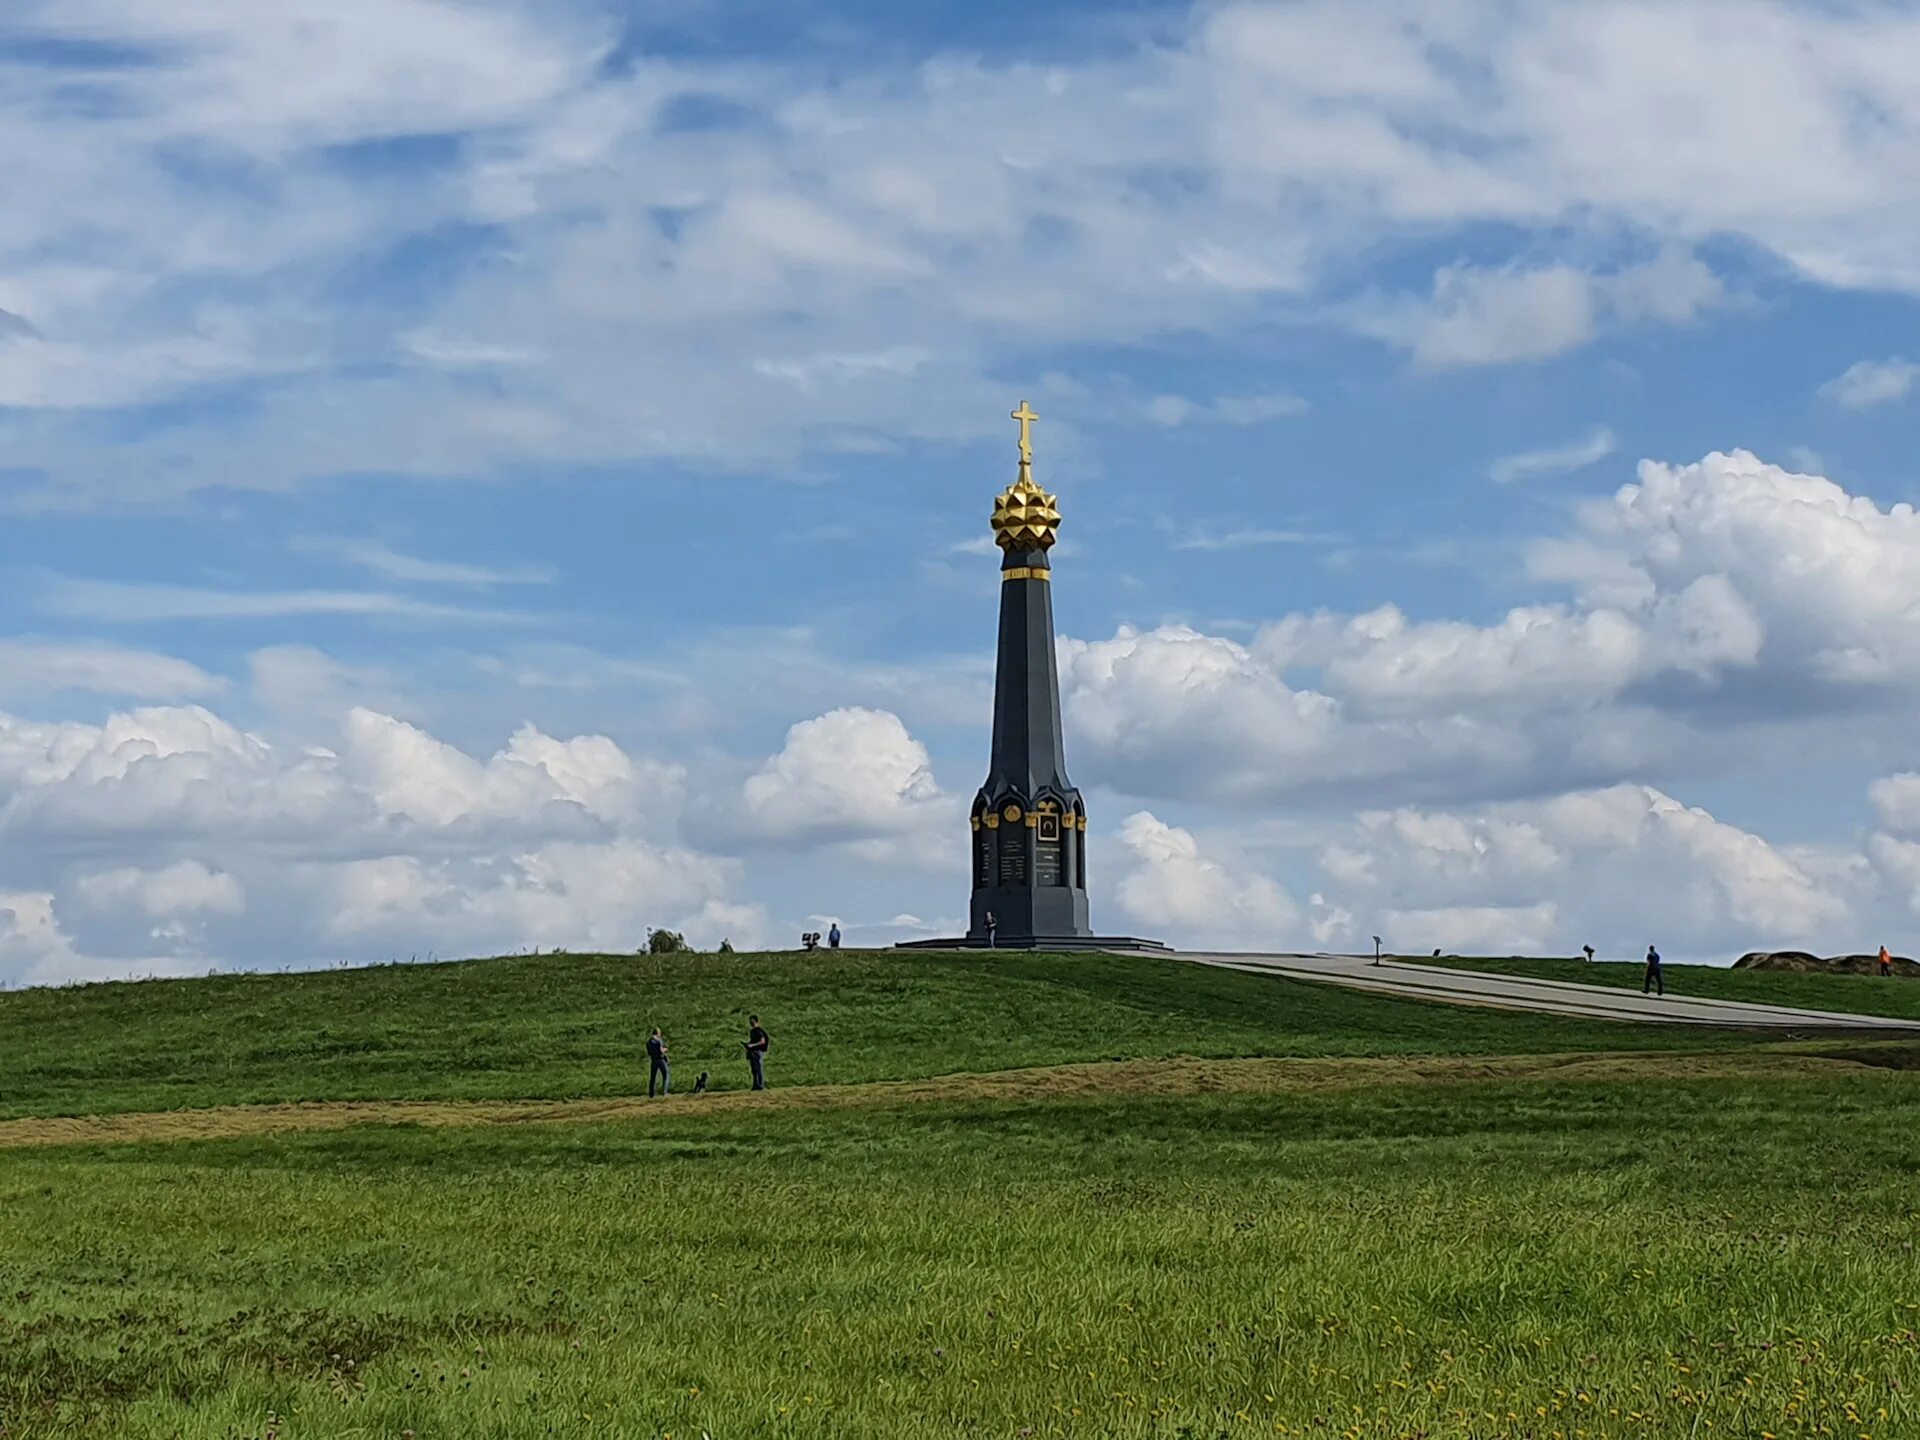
[906, 403, 1163, 952]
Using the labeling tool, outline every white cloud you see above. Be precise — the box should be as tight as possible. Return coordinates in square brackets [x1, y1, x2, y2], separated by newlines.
[339, 708, 677, 831]
[1308, 580, 1761, 715]
[0, 698, 753, 982]
[1821, 358, 1920, 411]
[321, 843, 763, 958]
[1490, 427, 1617, 484]
[1545, 451, 1920, 688]
[75, 860, 244, 919]
[41, 578, 524, 626]
[1059, 451, 1920, 816]
[1338, 784, 1850, 960]
[1144, 390, 1308, 428]
[1172, 527, 1334, 552]
[752, 346, 933, 394]
[1868, 773, 1920, 833]
[1363, 263, 1599, 368]
[0, 640, 225, 701]
[1359, 255, 1720, 370]
[1112, 811, 1299, 949]
[739, 707, 949, 847]
[294, 538, 554, 587]
[1386, 903, 1558, 956]
[8, 1, 1920, 497]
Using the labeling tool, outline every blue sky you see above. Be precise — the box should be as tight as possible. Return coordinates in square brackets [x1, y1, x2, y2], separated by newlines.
[5, 0, 1920, 983]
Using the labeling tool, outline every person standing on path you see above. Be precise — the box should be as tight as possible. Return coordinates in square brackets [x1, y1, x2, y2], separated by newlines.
[1642, 944, 1664, 997]
[744, 1014, 770, 1091]
[828, 922, 841, 949]
[983, 910, 997, 949]
[1881, 944, 1894, 977]
[646, 1027, 670, 1097]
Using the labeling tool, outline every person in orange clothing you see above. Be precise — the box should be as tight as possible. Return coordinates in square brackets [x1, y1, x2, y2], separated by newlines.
[1880, 945, 1894, 978]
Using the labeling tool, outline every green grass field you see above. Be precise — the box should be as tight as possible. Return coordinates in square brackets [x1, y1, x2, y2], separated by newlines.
[4, 949, 1920, 1438]
[0, 949, 1754, 1121]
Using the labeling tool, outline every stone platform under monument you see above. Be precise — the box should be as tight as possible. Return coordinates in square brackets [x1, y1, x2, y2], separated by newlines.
[900, 401, 1166, 955]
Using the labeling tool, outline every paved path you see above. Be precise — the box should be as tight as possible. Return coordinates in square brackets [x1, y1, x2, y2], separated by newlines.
[1179, 952, 1920, 1033]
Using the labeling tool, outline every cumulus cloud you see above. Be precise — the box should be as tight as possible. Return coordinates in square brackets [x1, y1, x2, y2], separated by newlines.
[1868, 774, 1920, 833]
[0, 700, 755, 983]
[1333, 785, 1850, 960]
[75, 860, 244, 920]
[739, 707, 951, 852]
[320, 844, 760, 959]
[1060, 621, 1628, 807]
[1541, 451, 1920, 688]
[1820, 358, 1920, 411]
[1112, 812, 1299, 948]
[339, 708, 674, 832]
[1386, 903, 1558, 956]
[1055, 450, 1920, 824]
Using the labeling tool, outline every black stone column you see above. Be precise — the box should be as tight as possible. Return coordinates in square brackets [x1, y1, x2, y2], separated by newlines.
[968, 543, 1092, 943]
[899, 402, 1163, 955]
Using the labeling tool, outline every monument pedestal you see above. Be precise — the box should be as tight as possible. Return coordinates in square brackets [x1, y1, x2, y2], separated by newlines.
[898, 934, 1171, 953]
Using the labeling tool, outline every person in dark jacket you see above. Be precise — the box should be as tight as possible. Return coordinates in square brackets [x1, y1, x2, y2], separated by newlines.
[1642, 945, 1664, 996]
[744, 1014, 770, 1090]
[646, 1027, 670, 1097]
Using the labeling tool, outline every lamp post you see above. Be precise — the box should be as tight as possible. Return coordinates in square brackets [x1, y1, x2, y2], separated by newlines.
[1372, 935, 1382, 967]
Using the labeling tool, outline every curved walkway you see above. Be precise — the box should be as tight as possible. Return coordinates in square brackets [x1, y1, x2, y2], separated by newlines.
[1180, 952, 1920, 1032]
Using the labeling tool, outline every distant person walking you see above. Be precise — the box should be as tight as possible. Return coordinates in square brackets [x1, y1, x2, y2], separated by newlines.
[828, 922, 841, 949]
[744, 1014, 770, 1091]
[984, 910, 997, 949]
[646, 1027, 670, 1097]
[1881, 944, 1894, 978]
[1642, 945, 1664, 997]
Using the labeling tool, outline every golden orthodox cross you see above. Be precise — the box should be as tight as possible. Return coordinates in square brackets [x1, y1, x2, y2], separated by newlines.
[1010, 400, 1038, 465]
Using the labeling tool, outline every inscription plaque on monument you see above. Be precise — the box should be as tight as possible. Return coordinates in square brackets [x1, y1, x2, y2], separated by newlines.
[998, 843, 1027, 887]
[1034, 837, 1062, 888]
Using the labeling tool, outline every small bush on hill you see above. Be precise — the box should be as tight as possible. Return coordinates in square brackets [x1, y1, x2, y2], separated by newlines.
[645, 928, 690, 955]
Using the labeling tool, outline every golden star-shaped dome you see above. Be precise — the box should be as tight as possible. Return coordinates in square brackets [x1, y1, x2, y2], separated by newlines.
[992, 470, 1061, 551]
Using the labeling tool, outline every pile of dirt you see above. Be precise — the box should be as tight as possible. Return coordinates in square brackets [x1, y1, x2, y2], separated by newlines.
[1735, 950, 1920, 977]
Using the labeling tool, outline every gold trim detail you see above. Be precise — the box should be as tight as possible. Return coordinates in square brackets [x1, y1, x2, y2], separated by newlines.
[991, 403, 1061, 551]
[1001, 566, 1050, 582]
[1002, 804, 1023, 823]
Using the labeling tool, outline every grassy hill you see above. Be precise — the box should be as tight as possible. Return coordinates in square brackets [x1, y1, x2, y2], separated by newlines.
[7, 949, 1920, 1437]
[0, 947, 1750, 1120]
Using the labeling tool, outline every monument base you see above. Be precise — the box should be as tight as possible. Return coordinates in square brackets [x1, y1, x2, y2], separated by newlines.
[897, 934, 1171, 953]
